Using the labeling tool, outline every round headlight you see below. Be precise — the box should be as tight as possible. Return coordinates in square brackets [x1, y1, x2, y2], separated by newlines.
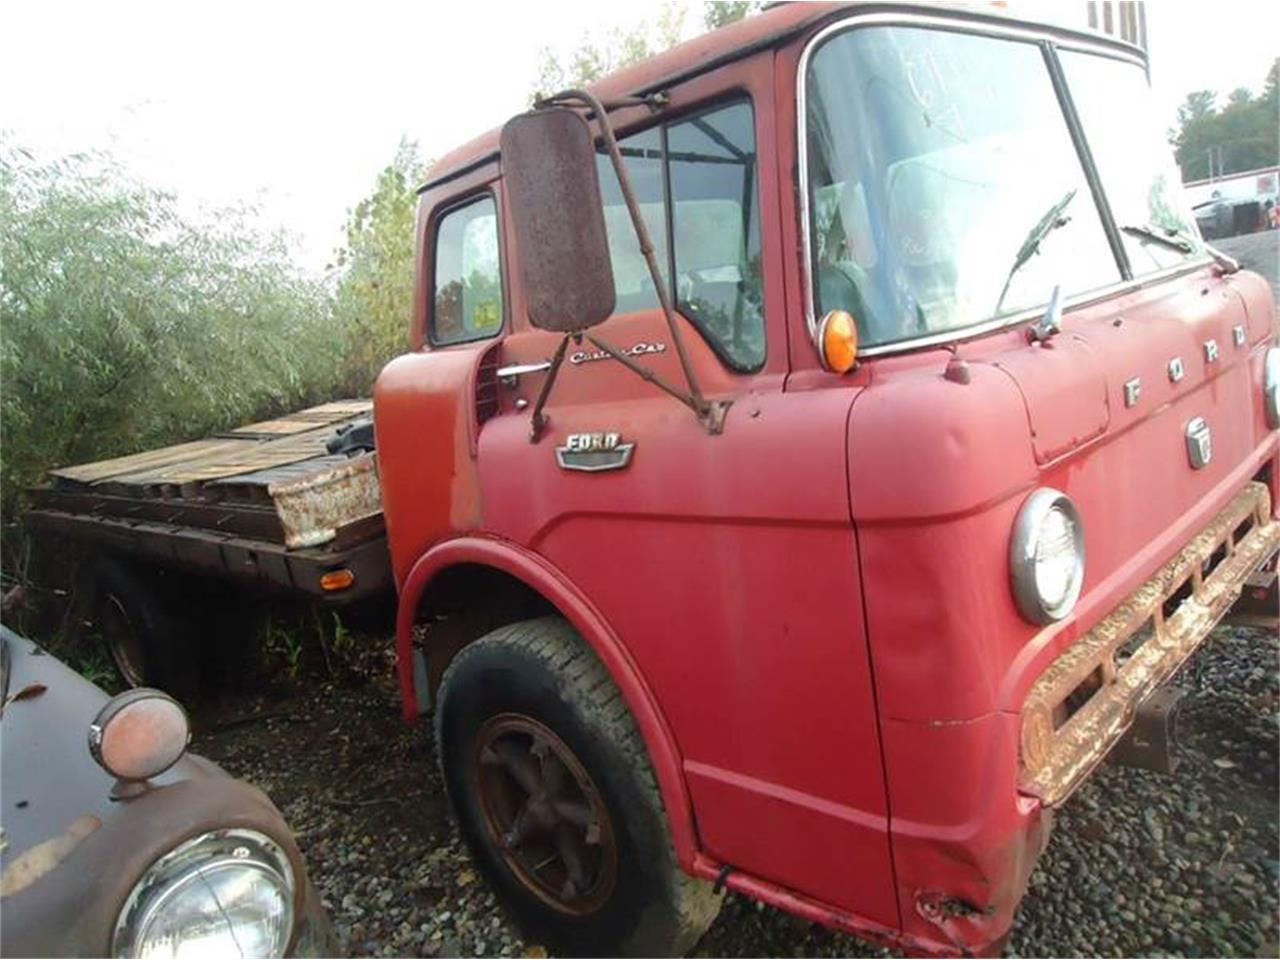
[1010, 488, 1085, 624]
[113, 829, 295, 959]
[1264, 346, 1280, 429]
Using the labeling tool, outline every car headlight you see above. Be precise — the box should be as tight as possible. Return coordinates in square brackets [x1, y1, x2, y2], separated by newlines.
[113, 829, 295, 959]
[1010, 488, 1085, 624]
[1264, 346, 1280, 429]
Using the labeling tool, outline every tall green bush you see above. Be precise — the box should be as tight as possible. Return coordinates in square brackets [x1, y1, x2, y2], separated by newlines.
[0, 144, 345, 531]
[332, 140, 426, 395]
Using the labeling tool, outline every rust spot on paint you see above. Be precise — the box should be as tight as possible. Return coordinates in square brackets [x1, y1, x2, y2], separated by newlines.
[0, 813, 101, 898]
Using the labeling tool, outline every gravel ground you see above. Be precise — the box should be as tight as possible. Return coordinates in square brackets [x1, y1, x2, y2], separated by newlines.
[192, 621, 1278, 958]
[1216, 230, 1279, 301]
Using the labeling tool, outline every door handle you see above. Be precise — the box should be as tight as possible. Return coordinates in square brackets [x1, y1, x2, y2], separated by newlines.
[497, 361, 552, 387]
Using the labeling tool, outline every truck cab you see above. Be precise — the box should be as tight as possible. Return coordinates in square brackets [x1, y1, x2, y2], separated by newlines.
[373, 4, 1280, 954]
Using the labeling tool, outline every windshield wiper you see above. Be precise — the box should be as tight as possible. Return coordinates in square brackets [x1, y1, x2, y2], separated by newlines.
[1121, 222, 1239, 274]
[996, 188, 1077, 314]
[1120, 223, 1193, 253]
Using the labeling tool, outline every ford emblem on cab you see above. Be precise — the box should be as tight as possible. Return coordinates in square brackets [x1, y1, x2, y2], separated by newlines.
[555, 431, 635, 472]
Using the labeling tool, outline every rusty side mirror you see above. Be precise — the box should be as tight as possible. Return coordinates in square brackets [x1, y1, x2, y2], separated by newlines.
[501, 108, 616, 332]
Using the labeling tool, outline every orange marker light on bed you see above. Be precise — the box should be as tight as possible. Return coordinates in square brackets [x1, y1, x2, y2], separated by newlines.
[320, 568, 356, 592]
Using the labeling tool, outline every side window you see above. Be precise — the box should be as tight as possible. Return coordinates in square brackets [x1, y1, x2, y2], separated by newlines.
[595, 99, 766, 372]
[431, 195, 503, 345]
[669, 102, 764, 371]
[597, 129, 667, 313]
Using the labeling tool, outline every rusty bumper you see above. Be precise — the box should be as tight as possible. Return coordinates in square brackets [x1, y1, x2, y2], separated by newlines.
[1019, 481, 1279, 806]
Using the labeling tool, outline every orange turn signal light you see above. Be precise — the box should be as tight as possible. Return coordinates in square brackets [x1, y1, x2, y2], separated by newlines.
[320, 568, 356, 592]
[816, 309, 859, 374]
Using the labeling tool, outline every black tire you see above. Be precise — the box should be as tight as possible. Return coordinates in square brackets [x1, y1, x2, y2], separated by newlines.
[91, 558, 196, 700]
[435, 616, 722, 957]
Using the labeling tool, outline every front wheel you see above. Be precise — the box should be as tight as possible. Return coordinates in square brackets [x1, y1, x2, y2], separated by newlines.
[435, 616, 721, 956]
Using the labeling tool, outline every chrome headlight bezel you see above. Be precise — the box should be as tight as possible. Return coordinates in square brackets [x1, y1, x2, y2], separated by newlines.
[1010, 488, 1086, 625]
[112, 828, 296, 959]
[1264, 346, 1280, 429]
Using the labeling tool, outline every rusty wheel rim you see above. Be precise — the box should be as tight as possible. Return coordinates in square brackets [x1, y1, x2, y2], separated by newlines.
[100, 593, 146, 687]
[472, 713, 618, 916]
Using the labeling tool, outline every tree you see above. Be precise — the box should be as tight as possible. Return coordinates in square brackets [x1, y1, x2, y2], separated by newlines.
[532, 2, 685, 101]
[703, 1, 762, 31]
[331, 140, 427, 394]
[1226, 86, 1253, 107]
[530, 1, 761, 101]
[1171, 60, 1280, 181]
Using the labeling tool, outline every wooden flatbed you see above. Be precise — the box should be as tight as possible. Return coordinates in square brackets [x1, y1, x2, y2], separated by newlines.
[26, 400, 392, 604]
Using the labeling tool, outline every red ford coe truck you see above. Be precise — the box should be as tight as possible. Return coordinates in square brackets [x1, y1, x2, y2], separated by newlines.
[372, 3, 1280, 955]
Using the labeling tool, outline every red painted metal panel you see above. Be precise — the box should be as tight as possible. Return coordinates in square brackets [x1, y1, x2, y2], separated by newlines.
[374, 348, 487, 586]
[479, 312, 898, 929]
[993, 334, 1110, 463]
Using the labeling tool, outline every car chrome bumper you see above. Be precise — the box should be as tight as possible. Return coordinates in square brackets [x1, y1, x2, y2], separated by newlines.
[1019, 480, 1279, 806]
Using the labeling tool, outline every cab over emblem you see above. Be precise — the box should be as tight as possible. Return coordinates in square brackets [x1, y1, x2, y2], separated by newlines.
[1185, 417, 1212, 470]
[556, 432, 635, 472]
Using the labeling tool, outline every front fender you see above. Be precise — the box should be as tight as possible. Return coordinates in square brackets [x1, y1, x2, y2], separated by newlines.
[394, 535, 699, 868]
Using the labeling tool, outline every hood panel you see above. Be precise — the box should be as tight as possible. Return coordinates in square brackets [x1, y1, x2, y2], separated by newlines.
[991, 333, 1110, 463]
[987, 272, 1253, 468]
[0, 630, 210, 861]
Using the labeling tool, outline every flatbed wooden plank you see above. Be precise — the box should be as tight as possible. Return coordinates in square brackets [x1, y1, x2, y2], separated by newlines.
[49, 438, 254, 486]
[50, 400, 372, 488]
[40, 398, 381, 549]
[123, 426, 348, 487]
[291, 399, 373, 418]
[209, 455, 354, 491]
[224, 400, 373, 437]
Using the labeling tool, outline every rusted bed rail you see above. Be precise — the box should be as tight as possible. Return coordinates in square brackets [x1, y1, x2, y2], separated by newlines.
[26, 400, 393, 604]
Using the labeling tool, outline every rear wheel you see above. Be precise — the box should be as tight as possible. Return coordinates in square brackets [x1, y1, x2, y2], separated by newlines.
[91, 558, 196, 699]
[435, 616, 721, 956]
[98, 587, 148, 687]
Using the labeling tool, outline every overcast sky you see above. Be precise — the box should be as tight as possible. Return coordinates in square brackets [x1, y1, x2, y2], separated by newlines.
[3, 1, 1276, 275]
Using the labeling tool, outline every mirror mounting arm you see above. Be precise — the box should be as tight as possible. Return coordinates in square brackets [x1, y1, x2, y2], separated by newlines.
[583, 334, 727, 434]
[536, 91, 670, 114]
[541, 88, 724, 434]
[528, 333, 574, 443]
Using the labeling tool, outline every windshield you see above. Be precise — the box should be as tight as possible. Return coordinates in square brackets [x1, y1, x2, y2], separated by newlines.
[1059, 50, 1205, 275]
[805, 26, 1123, 348]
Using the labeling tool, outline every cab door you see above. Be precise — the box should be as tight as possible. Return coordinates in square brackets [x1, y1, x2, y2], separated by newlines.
[477, 57, 898, 926]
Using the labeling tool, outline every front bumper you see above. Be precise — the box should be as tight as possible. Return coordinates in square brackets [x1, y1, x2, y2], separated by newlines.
[1019, 480, 1279, 806]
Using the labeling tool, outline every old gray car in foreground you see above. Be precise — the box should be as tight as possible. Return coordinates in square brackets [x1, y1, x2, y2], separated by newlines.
[0, 624, 333, 958]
